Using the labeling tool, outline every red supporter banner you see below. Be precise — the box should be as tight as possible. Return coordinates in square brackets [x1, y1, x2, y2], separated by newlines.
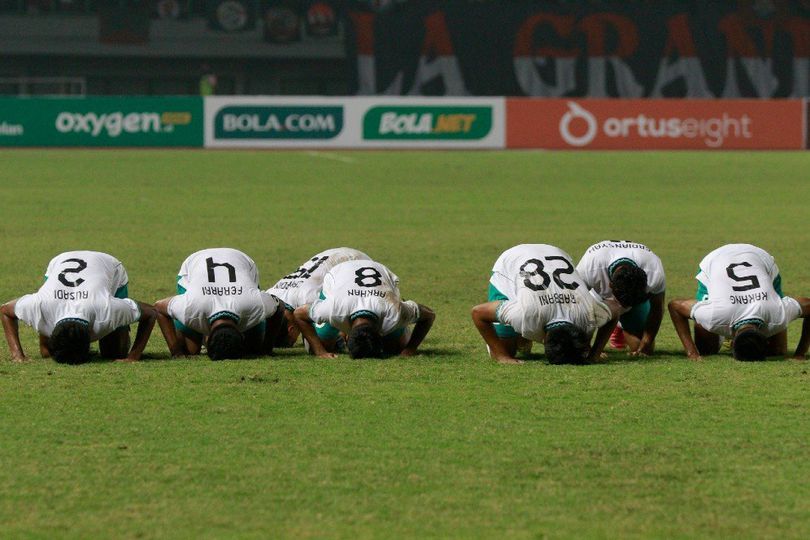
[506, 99, 805, 150]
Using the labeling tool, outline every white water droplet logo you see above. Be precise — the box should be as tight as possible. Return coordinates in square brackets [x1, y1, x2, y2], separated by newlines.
[559, 101, 598, 147]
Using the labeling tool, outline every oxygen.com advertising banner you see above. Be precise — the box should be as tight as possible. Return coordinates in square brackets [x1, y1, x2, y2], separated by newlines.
[506, 99, 806, 150]
[0, 97, 203, 147]
[204, 96, 505, 149]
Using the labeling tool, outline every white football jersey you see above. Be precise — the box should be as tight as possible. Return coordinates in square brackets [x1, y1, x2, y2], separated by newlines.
[691, 244, 801, 337]
[268, 247, 370, 309]
[492, 245, 613, 341]
[169, 248, 278, 335]
[576, 240, 666, 302]
[308, 260, 419, 336]
[14, 251, 140, 339]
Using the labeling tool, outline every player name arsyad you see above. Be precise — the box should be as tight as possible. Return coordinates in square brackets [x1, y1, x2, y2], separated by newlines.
[274, 281, 301, 290]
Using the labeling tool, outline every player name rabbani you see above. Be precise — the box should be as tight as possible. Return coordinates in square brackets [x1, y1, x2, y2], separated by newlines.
[536, 292, 577, 305]
[201, 286, 243, 296]
[729, 291, 768, 304]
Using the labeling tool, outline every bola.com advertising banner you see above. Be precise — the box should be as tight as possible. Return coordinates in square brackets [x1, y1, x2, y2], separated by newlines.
[204, 96, 505, 149]
[506, 99, 806, 150]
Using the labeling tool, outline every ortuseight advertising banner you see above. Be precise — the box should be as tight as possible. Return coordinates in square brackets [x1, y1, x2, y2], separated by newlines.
[0, 97, 203, 147]
[205, 96, 505, 148]
[506, 99, 806, 150]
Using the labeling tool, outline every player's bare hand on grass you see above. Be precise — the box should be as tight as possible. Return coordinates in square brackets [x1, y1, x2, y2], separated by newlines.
[399, 348, 417, 357]
[10, 353, 29, 363]
[317, 352, 338, 359]
[495, 356, 523, 365]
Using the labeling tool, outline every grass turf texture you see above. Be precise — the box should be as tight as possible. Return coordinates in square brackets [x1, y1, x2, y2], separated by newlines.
[1, 149, 809, 538]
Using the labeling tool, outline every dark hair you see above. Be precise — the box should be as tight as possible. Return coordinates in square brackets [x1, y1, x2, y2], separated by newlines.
[545, 324, 590, 365]
[50, 320, 91, 364]
[611, 264, 648, 308]
[732, 327, 767, 361]
[208, 325, 244, 360]
[347, 324, 383, 359]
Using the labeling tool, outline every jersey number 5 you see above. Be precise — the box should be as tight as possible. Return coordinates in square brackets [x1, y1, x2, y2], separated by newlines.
[725, 262, 761, 292]
[58, 258, 88, 287]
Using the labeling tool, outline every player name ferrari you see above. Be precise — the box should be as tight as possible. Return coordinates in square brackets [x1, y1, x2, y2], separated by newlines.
[347, 289, 387, 298]
[536, 292, 578, 305]
[729, 291, 768, 304]
[54, 290, 89, 300]
[201, 286, 243, 296]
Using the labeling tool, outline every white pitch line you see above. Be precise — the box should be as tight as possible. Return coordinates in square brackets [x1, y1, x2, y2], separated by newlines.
[306, 151, 356, 164]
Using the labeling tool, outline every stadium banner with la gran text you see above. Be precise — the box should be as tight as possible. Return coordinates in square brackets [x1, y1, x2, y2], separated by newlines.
[345, 2, 809, 98]
[204, 96, 505, 149]
[506, 99, 806, 150]
[0, 97, 203, 147]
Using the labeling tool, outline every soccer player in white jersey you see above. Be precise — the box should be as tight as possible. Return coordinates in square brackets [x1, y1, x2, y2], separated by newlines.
[669, 244, 810, 361]
[1, 251, 157, 364]
[576, 240, 666, 356]
[471, 244, 622, 364]
[291, 259, 435, 359]
[267, 247, 370, 347]
[154, 248, 282, 360]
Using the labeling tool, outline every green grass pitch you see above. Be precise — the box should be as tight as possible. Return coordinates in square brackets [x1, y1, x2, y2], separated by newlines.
[1, 149, 810, 538]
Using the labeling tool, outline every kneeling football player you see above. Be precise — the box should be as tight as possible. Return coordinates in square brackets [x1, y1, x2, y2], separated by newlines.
[292, 259, 435, 359]
[471, 244, 622, 364]
[668, 243, 810, 361]
[267, 247, 370, 347]
[576, 240, 666, 356]
[1, 250, 156, 364]
[154, 248, 283, 360]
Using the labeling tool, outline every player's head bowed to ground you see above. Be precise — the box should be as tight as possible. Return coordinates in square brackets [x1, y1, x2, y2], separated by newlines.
[266, 247, 370, 348]
[153, 248, 284, 361]
[471, 244, 623, 365]
[668, 244, 810, 361]
[0, 251, 157, 364]
[575, 240, 666, 357]
[291, 259, 435, 359]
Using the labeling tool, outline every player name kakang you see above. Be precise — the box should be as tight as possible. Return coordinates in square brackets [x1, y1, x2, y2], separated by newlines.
[729, 291, 769, 304]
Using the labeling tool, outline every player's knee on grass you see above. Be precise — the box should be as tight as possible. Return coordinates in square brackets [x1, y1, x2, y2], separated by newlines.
[99, 327, 130, 359]
[208, 325, 244, 360]
[732, 328, 767, 361]
[544, 324, 589, 365]
[49, 319, 91, 365]
[694, 324, 721, 356]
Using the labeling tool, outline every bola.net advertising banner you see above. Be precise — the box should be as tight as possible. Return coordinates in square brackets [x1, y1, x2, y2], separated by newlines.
[0, 97, 203, 147]
[204, 96, 505, 148]
[345, 1, 809, 98]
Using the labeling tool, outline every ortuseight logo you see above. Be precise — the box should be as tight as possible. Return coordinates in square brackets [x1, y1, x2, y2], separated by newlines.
[214, 106, 343, 139]
[363, 106, 492, 140]
[557, 101, 753, 148]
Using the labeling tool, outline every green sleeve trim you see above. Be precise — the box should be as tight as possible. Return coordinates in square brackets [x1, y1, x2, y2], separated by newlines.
[773, 274, 784, 298]
[115, 283, 129, 299]
[176, 275, 186, 295]
[695, 281, 708, 301]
